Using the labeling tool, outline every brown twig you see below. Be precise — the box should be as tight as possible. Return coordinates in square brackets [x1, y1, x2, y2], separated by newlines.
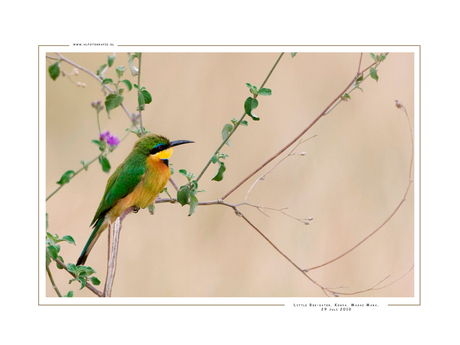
[102, 206, 135, 297]
[48, 53, 138, 127]
[307, 180, 413, 271]
[221, 54, 384, 201]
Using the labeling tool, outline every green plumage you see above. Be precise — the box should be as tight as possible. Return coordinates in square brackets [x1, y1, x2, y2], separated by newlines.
[76, 134, 172, 266]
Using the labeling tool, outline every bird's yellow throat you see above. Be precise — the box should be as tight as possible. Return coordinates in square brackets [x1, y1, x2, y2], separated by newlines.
[155, 147, 173, 160]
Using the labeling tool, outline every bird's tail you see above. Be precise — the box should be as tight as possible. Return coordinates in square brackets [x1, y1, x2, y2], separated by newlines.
[76, 218, 106, 266]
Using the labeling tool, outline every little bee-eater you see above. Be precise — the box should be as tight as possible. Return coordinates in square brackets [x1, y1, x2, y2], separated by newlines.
[76, 134, 193, 266]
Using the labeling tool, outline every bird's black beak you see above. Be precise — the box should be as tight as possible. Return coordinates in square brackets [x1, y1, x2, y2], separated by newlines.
[170, 140, 194, 147]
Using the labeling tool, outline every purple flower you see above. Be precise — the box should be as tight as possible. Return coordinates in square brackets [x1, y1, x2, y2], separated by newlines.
[99, 130, 110, 141]
[107, 134, 120, 147]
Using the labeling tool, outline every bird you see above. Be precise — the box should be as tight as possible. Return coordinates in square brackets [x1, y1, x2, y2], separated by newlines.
[76, 134, 194, 266]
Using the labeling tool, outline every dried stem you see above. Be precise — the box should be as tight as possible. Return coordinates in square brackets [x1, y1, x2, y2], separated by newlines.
[103, 206, 135, 297]
[307, 180, 413, 271]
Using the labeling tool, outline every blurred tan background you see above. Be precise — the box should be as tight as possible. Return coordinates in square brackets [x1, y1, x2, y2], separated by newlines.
[46, 52, 414, 297]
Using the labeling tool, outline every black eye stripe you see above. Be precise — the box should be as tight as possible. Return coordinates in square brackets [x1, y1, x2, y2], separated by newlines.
[149, 144, 168, 155]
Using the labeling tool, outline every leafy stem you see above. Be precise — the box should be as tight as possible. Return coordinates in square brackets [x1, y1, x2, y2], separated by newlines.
[46, 263, 62, 297]
[137, 53, 144, 136]
[195, 52, 284, 182]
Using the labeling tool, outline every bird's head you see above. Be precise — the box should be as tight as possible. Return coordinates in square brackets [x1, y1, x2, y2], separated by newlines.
[134, 134, 194, 164]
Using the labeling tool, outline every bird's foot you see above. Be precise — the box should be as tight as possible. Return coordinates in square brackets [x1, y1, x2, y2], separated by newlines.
[133, 206, 140, 213]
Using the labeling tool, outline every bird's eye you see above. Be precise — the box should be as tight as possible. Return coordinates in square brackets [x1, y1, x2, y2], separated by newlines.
[157, 145, 163, 151]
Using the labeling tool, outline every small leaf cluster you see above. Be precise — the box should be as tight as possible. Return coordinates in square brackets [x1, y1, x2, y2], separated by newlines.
[369, 53, 387, 82]
[134, 84, 152, 112]
[97, 55, 133, 116]
[66, 263, 101, 290]
[129, 53, 153, 113]
[177, 170, 203, 216]
[46, 232, 75, 268]
[211, 152, 228, 182]
[222, 118, 248, 147]
[91, 140, 113, 173]
[244, 83, 272, 121]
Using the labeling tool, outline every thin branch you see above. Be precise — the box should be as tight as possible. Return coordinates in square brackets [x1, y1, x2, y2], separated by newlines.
[307, 179, 413, 271]
[46, 264, 62, 297]
[357, 52, 363, 76]
[221, 54, 386, 201]
[196, 53, 285, 182]
[168, 177, 179, 192]
[50, 53, 137, 126]
[137, 53, 145, 137]
[103, 206, 135, 297]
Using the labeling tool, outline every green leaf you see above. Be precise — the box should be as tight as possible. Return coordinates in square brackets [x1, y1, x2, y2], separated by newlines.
[177, 185, 191, 206]
[257, 88, 272, 96]
[96, 64, 108, 77]
[121, 79, 132, 91]
[246, 83, 253, 89]
[115, 66, 126, 79]
[81, 160, 89, 171]
[62, 235, 75, 245]
[211, 161, 226, 182]
[105, 93, 124, 114]
[128, 54, 139, 76]
[108, 54, 116, 67]
[241, 120, 248, 126]
[102, 78, 114, 85]
[47, 245, 58, 260]
[370, 53, 376, 61]
[46, 213, 49, 230]
[77, 266, 96, 277]
[66, 263, 77, 274]
[380, 54, 386, 61]
[92, 139, 106, 152]
[78, 278, 86, 290]
[56, 256, 65, 269]
[57, 170, 75, 185]
[291, 52, 297, 58]
[222, 123, 233, 146]
[188, 195, 198, 216]
[370, 67, 379, 82]
[49, 61, 60, 80]
[244, 97, 259, 120]
[98, 155, 111, 173]
[90, 276, 101, 285]
[211, 154, 219, 164]
[65, 291, 74, 297]
[179, 169, 188, 177]
[138, 91, 145, 111]
[141, 89, 152, 104]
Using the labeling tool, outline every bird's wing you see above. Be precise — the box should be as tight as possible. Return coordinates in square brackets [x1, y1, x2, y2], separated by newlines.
[90, 155, 145, 226]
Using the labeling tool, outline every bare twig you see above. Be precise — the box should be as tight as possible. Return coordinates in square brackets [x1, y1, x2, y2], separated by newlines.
[221, 54, 386, 201]
[307, 180, 413, 271]
[102, 206, 135, 297]
[46, 264, 62, 297]
[48, 53, 138, 126]
[103, 219, 120, 297]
